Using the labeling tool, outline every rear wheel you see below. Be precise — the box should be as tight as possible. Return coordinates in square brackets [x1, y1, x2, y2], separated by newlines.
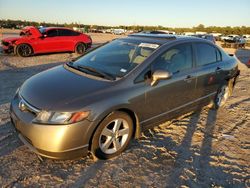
[214, 79, 233, 109]
[91, 112, 133, 159]
[16, 44, 33, 57]
[75, 43, 86, 54]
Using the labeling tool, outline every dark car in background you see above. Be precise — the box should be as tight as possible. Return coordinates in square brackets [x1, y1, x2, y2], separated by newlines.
[10, 33, 239, 160]
[224, 36, 246, 46]
[221, 35, 247, 48]
[140, 30, 176, 35]
[1, 26, 92, 57]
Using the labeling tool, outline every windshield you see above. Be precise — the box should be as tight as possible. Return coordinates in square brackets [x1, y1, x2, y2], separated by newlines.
[39, 27, 47, 35]
[72, 39, 159, 79]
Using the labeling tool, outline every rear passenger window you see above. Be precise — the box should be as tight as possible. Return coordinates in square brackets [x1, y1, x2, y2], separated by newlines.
[72, 31, 80, 36]
[58, 29, 71, 36]
[58, 29, 80, 36]
[196, 43, 219, 66]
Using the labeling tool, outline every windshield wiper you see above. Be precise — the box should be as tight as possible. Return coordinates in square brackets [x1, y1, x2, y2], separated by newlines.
[77, 65, 116, 81]
[66, 61, 75, 68]
[66, 62, 116, 80]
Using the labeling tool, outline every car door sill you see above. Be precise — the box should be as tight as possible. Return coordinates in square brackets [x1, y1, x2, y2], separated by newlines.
[141, 92, 216, 124]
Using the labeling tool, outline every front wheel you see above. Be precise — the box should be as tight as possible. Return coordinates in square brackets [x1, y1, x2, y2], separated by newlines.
[91, 112, 133, 159]
[75, 43, 86, 54]
[16, 44, 33, 57]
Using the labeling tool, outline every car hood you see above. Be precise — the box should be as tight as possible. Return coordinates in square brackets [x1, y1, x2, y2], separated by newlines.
[2, 37, 21, 43]
[22, 26, 42, 38]
[19, 65, 112, 111]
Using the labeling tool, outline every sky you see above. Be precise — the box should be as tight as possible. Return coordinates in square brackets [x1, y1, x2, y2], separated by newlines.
[0, 0, 249, 27]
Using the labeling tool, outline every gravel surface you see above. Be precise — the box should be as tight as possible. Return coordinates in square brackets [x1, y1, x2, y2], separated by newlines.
[0, 34, 249, 187]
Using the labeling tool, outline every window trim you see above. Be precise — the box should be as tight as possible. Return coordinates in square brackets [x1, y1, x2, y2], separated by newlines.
[215, 48, 222, 62]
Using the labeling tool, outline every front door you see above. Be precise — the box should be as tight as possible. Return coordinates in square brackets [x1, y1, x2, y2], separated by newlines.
[140, 43, 197, 126]
[35, 29, 62, 53]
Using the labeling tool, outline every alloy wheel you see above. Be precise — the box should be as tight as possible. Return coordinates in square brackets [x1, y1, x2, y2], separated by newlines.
[17, 44, 32, 57]
[99, 118, 130, 155]
[216, 85, 230, 107]
[76, 43, 85, 54]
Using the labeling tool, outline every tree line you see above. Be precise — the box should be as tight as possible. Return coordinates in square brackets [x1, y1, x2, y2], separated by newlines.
[1, 19, 250, 35]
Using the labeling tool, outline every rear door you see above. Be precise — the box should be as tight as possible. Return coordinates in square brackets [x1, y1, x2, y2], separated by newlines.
[193, 42, 225, 100]
[57, 29, 78, 51]
[138, 43, 197, 126]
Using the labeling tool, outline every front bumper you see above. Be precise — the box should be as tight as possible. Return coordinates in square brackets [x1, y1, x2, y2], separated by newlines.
[1, 40, 14, 53]
[10, 95, 93, 160]
[86, 42, 92, 49]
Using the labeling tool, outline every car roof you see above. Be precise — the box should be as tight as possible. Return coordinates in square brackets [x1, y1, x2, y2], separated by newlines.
[126, 33, 205, 45]
[43, 27, 73, 31]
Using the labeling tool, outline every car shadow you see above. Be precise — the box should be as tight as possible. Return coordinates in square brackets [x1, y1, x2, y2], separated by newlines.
[166, 107, 202, 186]
[166, 106, 246, 187]
[31, 51, 76, 57]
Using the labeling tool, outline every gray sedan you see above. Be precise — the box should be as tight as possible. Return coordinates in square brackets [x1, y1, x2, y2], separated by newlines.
[10, 33, 240, 159]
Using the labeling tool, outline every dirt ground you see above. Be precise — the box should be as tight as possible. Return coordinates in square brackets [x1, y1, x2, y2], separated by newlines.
[0, 33, 249, 187]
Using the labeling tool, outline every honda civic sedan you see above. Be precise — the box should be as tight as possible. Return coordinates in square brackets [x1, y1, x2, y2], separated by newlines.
[10, 33, 240, 159]
[2, 26, 92, 57]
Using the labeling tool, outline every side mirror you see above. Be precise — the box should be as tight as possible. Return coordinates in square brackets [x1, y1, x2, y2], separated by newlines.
[151, 70, 172, 86]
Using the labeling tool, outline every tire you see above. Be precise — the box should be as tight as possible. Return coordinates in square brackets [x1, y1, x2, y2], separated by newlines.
[91, 111, 134, 159]
[75, 43, 86, 54]
[213, 79, 234, 109]
[16, 44, 33, 57]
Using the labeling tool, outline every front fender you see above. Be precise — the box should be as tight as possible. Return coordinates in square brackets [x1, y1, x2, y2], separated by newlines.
[13, 42, 34, 55]
[87, 101, 142, 140]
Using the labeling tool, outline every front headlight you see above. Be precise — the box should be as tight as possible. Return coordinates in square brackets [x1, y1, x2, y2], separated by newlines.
[50, 112, 72, 123]
[34, 111, 89, 124]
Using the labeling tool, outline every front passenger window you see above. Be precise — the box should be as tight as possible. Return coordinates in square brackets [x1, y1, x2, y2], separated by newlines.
[152, 43, 193, 74]
[47, 29, 58, 37]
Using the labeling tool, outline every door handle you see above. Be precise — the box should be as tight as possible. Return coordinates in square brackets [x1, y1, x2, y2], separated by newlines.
[184, 75, 194, 83]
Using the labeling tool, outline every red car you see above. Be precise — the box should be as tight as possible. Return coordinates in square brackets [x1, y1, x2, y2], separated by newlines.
[1, 26, 92, 57]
